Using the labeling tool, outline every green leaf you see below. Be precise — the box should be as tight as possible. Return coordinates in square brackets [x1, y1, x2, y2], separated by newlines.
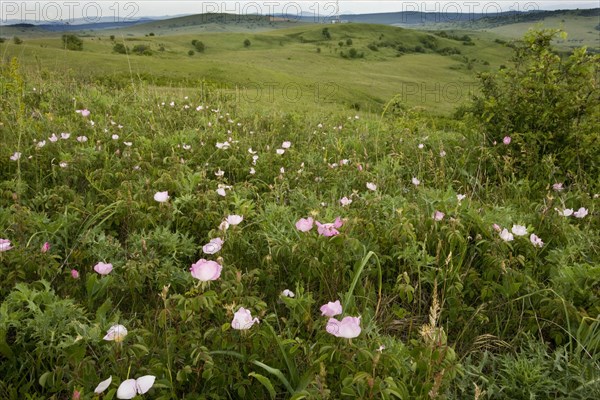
[39, 371, 52, 388]
[249, 372, 276, 399]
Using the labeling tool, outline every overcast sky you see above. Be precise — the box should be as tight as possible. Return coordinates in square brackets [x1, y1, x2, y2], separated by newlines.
[1, 1, 597, 23]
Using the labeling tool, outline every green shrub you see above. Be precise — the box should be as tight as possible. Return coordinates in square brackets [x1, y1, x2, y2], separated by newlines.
[243, 38, 251, 47]
[469, 29, 600, 179]
[132, 44, 152, 55]
[112, 43, 127, 54]
[194, 40, 205, 52]
[62, 34, 83, 51]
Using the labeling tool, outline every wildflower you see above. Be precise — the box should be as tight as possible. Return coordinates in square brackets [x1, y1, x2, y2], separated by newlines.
[320, 300, 342, 317]
[215, 169, 225, 177]
[433, 211, 445, 221]
[439, 150, 446, 157]
[492, 223, 501, 232]
[326, 316, 361, 338]
[219, 220, 229, 231]
[190, 259, 222, 281]
[76, 109, 90, 117]
[557, 208, 573, 217]
[412, 177, 420, 186]
[59, 162, 68, 168]
[226, 215, 243, 225]
[503, 136, 511, 145]
[103, 324, 127, 342]
[499, 229, 514, 242]
[366, 182, 377, 191]
[154, 191, 169, 203]
[282, 141, 292, 149]
[418, 143, 424, 149]
[0, 238, 12, 252]
[295, 217, 314, 232]
[457, 194, 466, 202]
[37, 140, 46, 148]
[282, 289, 295, 297]
[61, 132, 70, 139]
[182, 144, 191, 150]
[94, 261, 113, 275]
[116, 376, 155, 399]
[276, 149, 285, 155]
[202, 238, 223, 254]
[41, 242, 50, 253]
[340, 197, 352, 207]
[72, 389, 81, 400]
[280, 167, 285, 174]
[49, 133, 58, 142]
[123, 142, 132, 147]
[249, 167, 256, 175]
[315, 217, 343, 237]
[530, 234, 544, 248]
[9, 152, 21, 161]
[511, 224, 527, 236]
[216, 141, 230, 149]
[71, 269, 80, 279]
[94, 376, 112, 394]
[553, 182, 564, 192]
[216, 187, 227, 197]
[231, 307, 259, 330]
[76, 136, 88, 143]
[574, 207, 588, 219]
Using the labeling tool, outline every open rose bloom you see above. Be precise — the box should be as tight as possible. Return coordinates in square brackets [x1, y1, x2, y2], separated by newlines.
[0, 238, 12, 252]
[326, 316, 362, 339]
[231, 307, 259, 330]
[295, 217, 314, 232]
[315, 217, 343, 237]
[190, 259, 222, 281]
[94, 262, 113, 275]
[320, 300, 343, 317]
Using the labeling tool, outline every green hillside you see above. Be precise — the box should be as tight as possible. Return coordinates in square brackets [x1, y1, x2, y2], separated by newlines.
[1, 21, 511, 115]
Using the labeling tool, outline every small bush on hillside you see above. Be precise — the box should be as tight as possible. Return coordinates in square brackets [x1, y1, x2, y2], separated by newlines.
[132, 44, 152, 55]
[62, 34, 83, 51]
[194, 40, 205, 52]
[113, 43, 127, 54]
[469, 29, 600, 179]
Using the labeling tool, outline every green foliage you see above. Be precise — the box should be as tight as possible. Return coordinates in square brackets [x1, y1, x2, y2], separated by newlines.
[469, 29, 600, 179]
[61, 34, 83, 51]
[194, 40, 205, 52]
[112, 43, 127, 54]
[244, 38, 251, 47]
[188, 50, 194, 56]
[13, 36, 22, 45]
[0, 27, 598, 398]
[132, 44, 152, 55]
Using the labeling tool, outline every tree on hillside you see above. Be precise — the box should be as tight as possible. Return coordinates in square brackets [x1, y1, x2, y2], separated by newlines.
[243, 39, 251, 48]
[62, 34, 83, 51]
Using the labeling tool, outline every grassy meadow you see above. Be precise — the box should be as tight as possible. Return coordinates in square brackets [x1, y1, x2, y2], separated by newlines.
[1, 12, 599, 400]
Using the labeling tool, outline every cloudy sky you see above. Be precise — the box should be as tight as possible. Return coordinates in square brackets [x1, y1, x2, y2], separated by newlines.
[1, 1, 597, 23]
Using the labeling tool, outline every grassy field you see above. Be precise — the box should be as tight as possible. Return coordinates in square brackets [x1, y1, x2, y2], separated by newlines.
[1, 20, 513, 115]
[1, 13, 599, 400]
